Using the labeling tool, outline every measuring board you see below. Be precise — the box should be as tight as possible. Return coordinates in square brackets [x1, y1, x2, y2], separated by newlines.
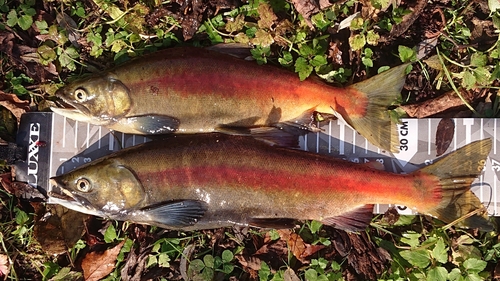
[13, 112, 500, 216]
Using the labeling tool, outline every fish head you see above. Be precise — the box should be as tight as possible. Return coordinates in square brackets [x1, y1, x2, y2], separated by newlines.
[51, 74, 132, 126]
[48, 160, 146, 217]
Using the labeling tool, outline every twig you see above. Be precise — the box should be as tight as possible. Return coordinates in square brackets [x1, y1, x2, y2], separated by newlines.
[436, 49, 478, 114]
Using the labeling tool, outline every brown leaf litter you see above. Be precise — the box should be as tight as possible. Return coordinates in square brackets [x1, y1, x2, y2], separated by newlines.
[0, 30, 58, 83]
[81, 240, 125, 281]
[0, 91, 30, 125]
[0, 254, 9, 281]
[33, 204, 88, 256]
[401, 89, 483, 118]
[435, 118, 454, 157]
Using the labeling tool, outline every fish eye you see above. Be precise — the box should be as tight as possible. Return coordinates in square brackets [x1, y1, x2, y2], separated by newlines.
[74, 88, 88, 102]
[76, 178, 92, 192]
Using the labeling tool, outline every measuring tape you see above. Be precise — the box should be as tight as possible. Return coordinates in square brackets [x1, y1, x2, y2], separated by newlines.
[13, 113, 500, 216]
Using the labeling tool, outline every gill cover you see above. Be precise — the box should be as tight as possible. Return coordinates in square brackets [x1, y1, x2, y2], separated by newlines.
[52, 74, 132, 126]
[59, 161, 145, 213]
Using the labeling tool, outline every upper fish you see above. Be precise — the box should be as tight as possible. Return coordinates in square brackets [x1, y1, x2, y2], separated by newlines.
[51, 46, 407, 152]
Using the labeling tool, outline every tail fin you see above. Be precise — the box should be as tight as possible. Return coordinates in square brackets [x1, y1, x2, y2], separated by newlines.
[417, 139, 493, 230]
[348, 64, 408, 153]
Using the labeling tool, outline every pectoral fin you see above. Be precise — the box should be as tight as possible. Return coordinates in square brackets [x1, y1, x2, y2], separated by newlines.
[137, 200, 208, 228]
[321, 205, 374, 231]
[114, 115, 180, 135]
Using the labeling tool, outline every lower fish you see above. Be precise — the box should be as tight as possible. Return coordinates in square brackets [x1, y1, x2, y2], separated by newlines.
[48, 134, 493, 231]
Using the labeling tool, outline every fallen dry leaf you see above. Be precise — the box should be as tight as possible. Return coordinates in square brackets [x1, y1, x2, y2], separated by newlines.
[0, 30, 57, 81]
[379, 0, 427, 42]
[380, 206, 400, 226]
[0, 173, 15, 195]
[300, 243, 326, 260]
[276, 229, 292, 240]
[338, 231, 389, 280]
[0, 254, 9, 279]
[329, 41, 343, 66]
[291, 0, 319, 28]
[235, 254, 261, 280]
[179, 244, 196, 281]
[235, 254, 263, 271]
[0, 31, 15, 59]
[242, 230, 290, 271]
[0, 173, 44, 199]
[254, 237, 288, 257]
[1, 179, 44, 200]
[0, 91, 30, 124]
[120, 247, 150, 281]
[278, 229, 325, 263]
[416, 37, 438, 60]
[435, 118, 454, 157]
[82, 240, 125, 281]
[284, 267, 300, 281]
[287, 232, 307, 263]
[359, 0, 375, 18]
[56, 12, 81, 47]
[33, 203, 87, 255]
[470, 17, 497, 45]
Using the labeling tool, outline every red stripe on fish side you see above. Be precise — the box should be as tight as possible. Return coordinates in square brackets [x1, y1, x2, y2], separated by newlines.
[139, 165, 439, 207]
[122, 57, 369, 118]
[130, 68, 318, 100]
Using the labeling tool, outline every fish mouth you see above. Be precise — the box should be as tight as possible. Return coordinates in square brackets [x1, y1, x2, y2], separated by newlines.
[51, 91, 93, 122]
[50, 106, 94, 123]
[53, 94, 74, 108]
[51, 98, 115, 126]
[47, 178, 105, 217]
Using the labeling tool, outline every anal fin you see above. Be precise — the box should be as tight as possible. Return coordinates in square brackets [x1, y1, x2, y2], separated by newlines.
[247, 107, 338, 148]
[217, 107, 337, 148]
[284, 107, 321, 132]
[321, 204, 374, 232]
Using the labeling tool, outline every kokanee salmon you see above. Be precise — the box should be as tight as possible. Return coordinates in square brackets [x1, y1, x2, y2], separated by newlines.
[48, 134, 493, 231]
[51, 46, 407, 152]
